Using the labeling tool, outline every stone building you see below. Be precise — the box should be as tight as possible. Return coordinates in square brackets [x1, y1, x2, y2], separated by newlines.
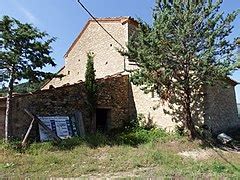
[42, 17, 176, 130]
[0, 75, 137, 139]
[40, 17, 239, 134]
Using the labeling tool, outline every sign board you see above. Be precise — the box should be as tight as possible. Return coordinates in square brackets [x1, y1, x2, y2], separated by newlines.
[38, 116, 75, 141]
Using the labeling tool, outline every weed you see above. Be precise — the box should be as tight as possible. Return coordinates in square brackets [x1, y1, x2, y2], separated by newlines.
[84, 132, 109, 147]
[1, 128, 240, 178]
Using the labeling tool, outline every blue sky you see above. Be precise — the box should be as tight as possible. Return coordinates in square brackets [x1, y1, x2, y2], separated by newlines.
[1, 0, 240, 102]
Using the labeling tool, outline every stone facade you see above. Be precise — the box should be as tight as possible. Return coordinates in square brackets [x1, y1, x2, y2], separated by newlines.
[42, 17, 175, 130]
[43, 17, 138, 88]
[42, 17, 239, 133]
[130, 83, 175, 130]
[204, 82, 239, 134]
[0, 75, 136, 139]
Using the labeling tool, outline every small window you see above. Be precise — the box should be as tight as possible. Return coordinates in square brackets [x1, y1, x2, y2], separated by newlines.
[68, 71, 70, 75]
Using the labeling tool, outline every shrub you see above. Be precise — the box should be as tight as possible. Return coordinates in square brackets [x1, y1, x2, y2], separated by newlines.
[85, 132, 109, 147]
[115, 127, 174, 146]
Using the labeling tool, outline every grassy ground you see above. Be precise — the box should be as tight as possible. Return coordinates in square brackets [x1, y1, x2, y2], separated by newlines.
[1, 128, 240, 178]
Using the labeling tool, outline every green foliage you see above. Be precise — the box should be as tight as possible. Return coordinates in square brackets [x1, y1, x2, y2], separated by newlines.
[116, 127, 178, 146]
[211, 161, 227, 173]
[25, 142, 54, 155]
[2, 135, 240, 177]
[237, 38, 240, 65]
[0, 15, 56, 83]
[0, 15, 56, 141]
[85, 52, 97, 111]
[84, 132, 109, 147]
[0, 139, 22, 152]
[123, 114, 157, 132]
[0, 127, 177, 152]
[0, 81, 46, 95]
[13, 81, 45, 93]
[125, 0, 240, 139]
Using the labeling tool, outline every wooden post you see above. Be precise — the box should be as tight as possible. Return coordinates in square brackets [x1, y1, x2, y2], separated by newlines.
[24, 109, 61, 142]
[21, 118, 35, 147]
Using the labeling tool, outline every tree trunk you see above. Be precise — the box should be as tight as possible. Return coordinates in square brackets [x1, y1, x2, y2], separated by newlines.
[5, 72, 14, 142]
[90, 110, 96, 134]
[185, 106, 198, 140]
[183, 59, 198, 140]
[185, 89, 198, 140]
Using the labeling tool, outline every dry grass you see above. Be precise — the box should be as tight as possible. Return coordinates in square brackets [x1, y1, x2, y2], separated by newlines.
[1, 130, 240, 178]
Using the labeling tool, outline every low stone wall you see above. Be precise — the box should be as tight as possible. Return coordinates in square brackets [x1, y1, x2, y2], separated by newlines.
[0, 75, 135, 139]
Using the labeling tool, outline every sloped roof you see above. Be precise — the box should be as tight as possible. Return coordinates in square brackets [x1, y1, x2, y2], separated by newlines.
[40, 66, 65, 89]
[64, 16, 138, 58]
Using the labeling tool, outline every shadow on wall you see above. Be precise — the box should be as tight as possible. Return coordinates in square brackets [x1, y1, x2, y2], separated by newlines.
[128, 80, 137, 125]
[162, 87, 205, 134]
[159, 81, 240, 136]
[203, 83, 240, 135]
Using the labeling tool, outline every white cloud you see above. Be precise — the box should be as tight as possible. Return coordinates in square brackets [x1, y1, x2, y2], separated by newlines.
[12, 0, 39, 24]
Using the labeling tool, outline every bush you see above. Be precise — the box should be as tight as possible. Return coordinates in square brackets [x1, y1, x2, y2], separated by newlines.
[115, 127, 174, 146]
[0, 140, 23, 152]
[0, 126, 180, 152]
[26, 142, 54, 155]
[85, 132, 109, 147]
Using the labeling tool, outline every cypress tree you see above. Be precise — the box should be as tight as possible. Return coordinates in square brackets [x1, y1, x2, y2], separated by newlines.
[85, 52, 97, 133]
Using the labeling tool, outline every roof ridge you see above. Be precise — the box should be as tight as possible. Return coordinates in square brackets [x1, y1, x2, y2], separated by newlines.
[64, 16, 138, 58]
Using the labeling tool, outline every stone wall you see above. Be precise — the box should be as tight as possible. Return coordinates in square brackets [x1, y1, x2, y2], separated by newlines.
[130, 83, 175, 131]
[0, 75, 135, 139]
[1, 75, 238, 139]
[40, 16, 239, 135]
[204, 83, 240, 134]
[43, 18, 136, 90]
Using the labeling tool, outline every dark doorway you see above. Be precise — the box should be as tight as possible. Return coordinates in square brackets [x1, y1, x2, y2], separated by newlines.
[96, 108, 110, 133]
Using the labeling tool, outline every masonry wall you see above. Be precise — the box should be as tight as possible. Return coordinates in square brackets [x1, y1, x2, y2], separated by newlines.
[204, 83, 240, 134]
[40, 17, 239, 134]
[131, 83, 175, 131]
[130, 81, 239, 133]
[0, 75, 134, 139]
[43, 20, 128, 89]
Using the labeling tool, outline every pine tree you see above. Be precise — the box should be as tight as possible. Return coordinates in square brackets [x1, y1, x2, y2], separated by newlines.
[85, 52, 97, 133]
[0, 16, 56, 141]
[125, 0, 240, 139]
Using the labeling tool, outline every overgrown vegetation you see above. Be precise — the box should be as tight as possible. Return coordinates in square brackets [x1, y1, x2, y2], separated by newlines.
[1, 127, 240, 178]
[124, 0, 240, 139]
[1, 126, 180, 151]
